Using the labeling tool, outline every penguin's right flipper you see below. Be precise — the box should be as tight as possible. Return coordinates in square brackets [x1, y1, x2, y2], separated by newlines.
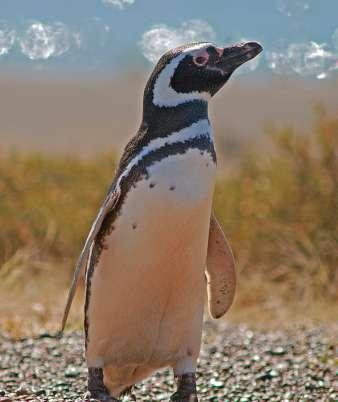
[206, 213, 236, 319]
[60, 187, 121, 332]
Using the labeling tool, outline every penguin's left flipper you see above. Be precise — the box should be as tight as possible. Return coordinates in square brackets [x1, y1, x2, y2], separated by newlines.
[206, 213, 236, 319]
[60, 187, 121, 332]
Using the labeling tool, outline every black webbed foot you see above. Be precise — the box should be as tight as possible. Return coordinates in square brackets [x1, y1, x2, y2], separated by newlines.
[86, 367, 120, 402]
[170, 373, 198, 402]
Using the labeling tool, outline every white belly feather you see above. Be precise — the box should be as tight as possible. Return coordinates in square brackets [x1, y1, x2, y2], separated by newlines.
[86, 127, 216, 394]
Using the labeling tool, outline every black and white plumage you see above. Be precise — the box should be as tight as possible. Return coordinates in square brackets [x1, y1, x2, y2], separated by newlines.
[62, 41, 262, 401]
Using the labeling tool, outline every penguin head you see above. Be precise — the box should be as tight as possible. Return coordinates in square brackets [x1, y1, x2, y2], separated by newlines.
[146, 41, 263, 108]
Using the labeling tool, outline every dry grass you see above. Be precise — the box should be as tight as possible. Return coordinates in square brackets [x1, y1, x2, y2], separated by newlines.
[215, 107, 338, 299]
[0, 110, 337, 337]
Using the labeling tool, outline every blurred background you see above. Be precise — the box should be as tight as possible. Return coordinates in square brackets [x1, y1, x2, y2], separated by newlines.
[0, 0, 337, 336]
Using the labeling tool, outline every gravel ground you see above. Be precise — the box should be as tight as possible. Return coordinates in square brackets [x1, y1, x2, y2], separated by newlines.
[0, 322, 337, 402]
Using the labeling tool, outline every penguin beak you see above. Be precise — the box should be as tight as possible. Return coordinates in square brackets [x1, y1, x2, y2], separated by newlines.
[216, 41, 263, 74]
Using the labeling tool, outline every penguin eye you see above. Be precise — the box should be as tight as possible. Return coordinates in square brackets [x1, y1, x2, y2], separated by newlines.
[193, 55, 208, 66]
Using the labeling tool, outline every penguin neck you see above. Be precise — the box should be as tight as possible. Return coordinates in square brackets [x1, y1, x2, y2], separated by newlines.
[141, 98, 209, 135]
[114, 97, 210, 181]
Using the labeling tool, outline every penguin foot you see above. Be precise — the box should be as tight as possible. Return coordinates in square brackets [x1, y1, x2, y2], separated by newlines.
[87, 367, 120, 402]
[170, 373, 198, 402]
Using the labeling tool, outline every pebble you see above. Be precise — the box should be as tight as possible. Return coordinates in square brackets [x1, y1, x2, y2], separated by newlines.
[0, 322, 336, 401]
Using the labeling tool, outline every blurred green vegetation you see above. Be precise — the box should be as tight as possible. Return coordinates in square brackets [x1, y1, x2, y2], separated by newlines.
[0, 109, 337, 334]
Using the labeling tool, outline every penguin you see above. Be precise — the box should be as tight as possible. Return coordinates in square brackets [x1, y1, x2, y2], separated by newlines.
[62, 40, 262, 401]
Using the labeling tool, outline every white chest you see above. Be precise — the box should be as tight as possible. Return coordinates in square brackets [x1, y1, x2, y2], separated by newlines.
[145, 146, 216, 205]
[116, 119, 216, 209]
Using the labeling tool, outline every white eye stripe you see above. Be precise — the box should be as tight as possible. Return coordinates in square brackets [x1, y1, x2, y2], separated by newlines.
[151, 42, 215, 107]
[182, 42, 213, 53]
[152, 54, 210, 107]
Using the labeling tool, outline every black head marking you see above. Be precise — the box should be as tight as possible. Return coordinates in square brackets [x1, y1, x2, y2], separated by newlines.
[170, 53, 229, 96]
[170, 42, 263, 96]
[143, 42, 212, 107]
[144, 41, 263, 101]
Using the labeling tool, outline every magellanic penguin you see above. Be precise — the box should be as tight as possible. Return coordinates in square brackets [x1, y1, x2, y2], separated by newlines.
[62, 41, 262, 401]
